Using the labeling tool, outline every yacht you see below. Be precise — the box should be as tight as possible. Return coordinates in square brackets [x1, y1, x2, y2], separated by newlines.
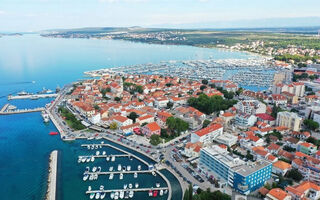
[164, 189, 168, 194]
[100, 192, 106, 199]
[81, 157, 87, 163]
[92, 167, 97, 172]
[106, 156, 110, 162]
[102, 151, 106, 155]
[90, 193, 95, 199]
[123, 184, 127, 189]
[78, 157, 82, 163]
[128, 183, 132, 189]
[119, 191, 124, 199]
[111, 156, 115, 162]
[88, 186, 92, 191]
[114, 192, 119, 200]
[137, 165, 141, 171]
[122, 166, 126, 172]
[109, 166, 113, 172]
[89, 174, 94, 181]
[97, 166, 101, 172]
[85, 166, 90, 173]
[148, 190, 153, 197]
[156, 183, 160, 188]
[135, 183, 139, 188]
[96, 151, 100, 156]
[87, 146, 90, 150]
[95, 192, 100, 199]
[86, 157, 91, 162]
[119, 173, 123, 180]
[133, 172, 138, 178]
[100, 185, 104, 190]
[129, 191, 134, 198]
[94, 174, 98, 180]
[117, 164, 122, 171]
[152, 171, 156, 176]
[109, 173, 114, 180]
[91, 156, 95, 162]
[126, 166, 131, 171]
[110, 192, 115, 199]
[160, 190, 163, 196]
[124, 191, 129, 199]
[83, 174, 89, 181]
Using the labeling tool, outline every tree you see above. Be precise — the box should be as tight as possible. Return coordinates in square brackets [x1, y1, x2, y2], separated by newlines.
[93, 104, 100, 111]
[167, 101, 174, 109]
[304, 119, 319, 131]
[246, 150, 254, 161]
[128, 112, 139, 123]
[286, 169, 303, 182]
[236, 87, 244, 96]
[200, 85, 207, 91]
[109, 122, 118, 130]
[271, 104, 283, 118]
[202, 120, 211, 128]
[306, 137, 320, 147]
[201, 79, 208, 85]
[114, 97, 121, 102]
[166, 117, 189, 136]
[166, 83, 173, 87]
[150, 134, 161, 146]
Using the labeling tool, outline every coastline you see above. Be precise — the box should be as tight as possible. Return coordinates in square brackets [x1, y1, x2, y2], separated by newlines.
[46, 150, 58, 200]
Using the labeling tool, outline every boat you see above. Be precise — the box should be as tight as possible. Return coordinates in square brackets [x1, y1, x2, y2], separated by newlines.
[114, 192, 119, 200]
[109, 173, 114, 180]
[89, 174, 94, 181]
[119, 173, 123, 180]
[156, 183, 160, 188]
[164, 189, 168, 194]
[129, 191, 134, 198]
[109, 166, 113, 172]
[78, 157, 82, 163]
[90, 193, 95, 199]
[133, 172, 138, 178]
[106, 156, 110, 162]
[148, 190, 153, 197]
[83, 174, 89, 181]
[86, 157, 91, 162]
[17, 91, 28, 96]
[41, 111, 50, 123]
[124, 191, 129, 199]
[160, 190, 163, 196]
[119, 191, 124, 199]
[88, 186, 92, 191]
[92, 167, 97, 172]
[97, 166, 101, 172]
[91, 156, 95, 162]
[102, 151, 106, 155]
[88, 137, 94, 140]
[117, 164, 121, 171]
[87, 146, 90, 150]
[152, 171, 156, 176]
[96, 151, 100, 156]
[85, 166, 90, 173]
[110, 192, 115, 199]
[100, 192, 106, 199]
[128, 183, 132, 189]
[127, 166, 131, 171]
[137, 165, 141, 171]
[95, 192, 100, 199]
[135, 183, 139, 188]
[49, 131, 58, 135]
[81, 157, 86, 163]
[111, 156, 115, 162]
[153, 190, 158, 197]
[100, 185, 104, 190]
[123, 184, 127, 189]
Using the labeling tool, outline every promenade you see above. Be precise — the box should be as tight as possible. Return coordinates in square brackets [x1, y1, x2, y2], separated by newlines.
[46, 150, 58, 200]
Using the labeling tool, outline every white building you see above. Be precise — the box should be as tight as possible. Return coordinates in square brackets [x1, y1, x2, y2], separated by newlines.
[191, 124, 223, 144]
[236, 100, 266, 115]
[276, 112, 302, 132]
[214, 133, 238, 147]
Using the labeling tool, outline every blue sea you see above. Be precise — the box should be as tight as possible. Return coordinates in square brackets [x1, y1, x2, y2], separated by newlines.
[0, 34, 254, 200]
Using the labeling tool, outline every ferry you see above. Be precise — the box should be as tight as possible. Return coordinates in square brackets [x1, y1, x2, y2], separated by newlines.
[109, 173, 114, 180]
[117, 164, 122, 171]
[90, 193, 95, 199]
[134, 172, 138, 178]
[119, 173, 123, 180]
[135, 183, 139, 188]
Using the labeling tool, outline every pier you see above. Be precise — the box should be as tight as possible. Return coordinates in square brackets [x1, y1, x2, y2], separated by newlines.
[86, 169, 155, 175]
[79, 154, 130, 159]
[46, 150, 58, 200]
[86, 187, 169, 194]
[0, 104, 9, 112]
[0, 106, 44, 115]
[8, 93, 58, 100]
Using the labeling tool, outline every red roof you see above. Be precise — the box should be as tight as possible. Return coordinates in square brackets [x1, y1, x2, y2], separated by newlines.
[146, 122, 160, 132]
[195, 124, 222, 137]
[255, 113, 275, 121]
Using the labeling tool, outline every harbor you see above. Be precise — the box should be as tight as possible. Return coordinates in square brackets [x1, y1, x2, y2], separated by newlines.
[46, 150, 58, 200]
[8, 93, 58, 100]
[0, 103, 44, 115]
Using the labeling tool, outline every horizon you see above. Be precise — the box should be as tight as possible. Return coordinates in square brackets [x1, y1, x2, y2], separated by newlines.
[1, 0, 320, 32]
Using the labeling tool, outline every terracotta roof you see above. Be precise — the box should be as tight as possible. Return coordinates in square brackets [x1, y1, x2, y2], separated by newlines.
[195, 124, 222, 137]
[255, 113, 275, 121]
[113, 115, 130, 123]
[267, 188, 289, 200]
[286, 181, 320, 197]
[273, 160, 291, 170]
[259, 187, 270, 196]
[146, 122, 160, 132]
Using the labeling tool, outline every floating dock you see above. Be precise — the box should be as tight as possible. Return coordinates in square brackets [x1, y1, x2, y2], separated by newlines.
[86, 187, 169, 194]
[46, 150, 58, 200]
[8, 93, 58, 100]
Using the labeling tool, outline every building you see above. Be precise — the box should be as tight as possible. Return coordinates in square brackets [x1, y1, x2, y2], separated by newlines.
[236, 100, 266, 115]
[199, 146, 272, 195]
[266, 188, 292, 200]
[235, 113, 257, 128]
[276, 112, 302, 132]
[136, 114, 154, 125]
[113, 115, 133, 127]
[286, 181, 320, 200]
[272, 160, 292, 176]
[141, 121, 161, 137]
[297, 142, 317, 155]
[191, 124, 223, 144]
[184, 142, 203, 158]
[214, 133, 238, 147]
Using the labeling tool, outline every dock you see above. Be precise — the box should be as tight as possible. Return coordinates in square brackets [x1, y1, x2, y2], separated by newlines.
[86, 187, 169, 194]
[0, 104, 9, 112]
[46, 150, 58, 200]
[0, 106, 44, 115]
[86, 169, 155, 175]
[79, 154, 130, 159]
[8, 93, 58, 100]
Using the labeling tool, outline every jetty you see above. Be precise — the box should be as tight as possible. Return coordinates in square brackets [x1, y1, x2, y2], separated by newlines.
[0, 105, 44, 115]
[8, 93, 58, 100]
[46, 150, 58, 200]
[86, 187, 169, 194]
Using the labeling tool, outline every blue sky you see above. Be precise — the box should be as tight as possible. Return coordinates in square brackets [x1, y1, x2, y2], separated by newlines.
[1, 0, 320, 31]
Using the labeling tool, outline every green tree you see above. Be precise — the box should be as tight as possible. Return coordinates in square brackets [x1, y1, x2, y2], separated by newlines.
[200, 85, 207, 91]
[167, 101, 174, 109]
[150, 134, 161, 146]
[286, 169, 303, 182]
[109, 122, 118, 130]
[128, 112, 139, 123]
[201, 79, 208, 85]
[271, 104, 284, 118]
[202, 120, 211, 128]
[93, 104, 100, 111]
[304, 119, 319, 131]
[166, 117, 189, 136]
[114, 97, 121, 102]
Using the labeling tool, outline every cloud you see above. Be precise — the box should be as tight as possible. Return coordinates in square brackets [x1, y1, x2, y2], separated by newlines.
[0, 10, 6, 15]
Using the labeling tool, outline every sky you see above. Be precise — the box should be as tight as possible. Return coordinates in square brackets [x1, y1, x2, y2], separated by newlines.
[1, 0, 320, 32]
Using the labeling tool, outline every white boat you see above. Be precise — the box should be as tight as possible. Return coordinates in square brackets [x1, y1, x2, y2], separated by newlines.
[152, 171, 156, 176]
[110, 192, 115, 199]
[109, 166, 113, 171]
[100, 185, 104, 190]
[86, 157, 91, 162]
[96, 151, 100, 156]
[83, 174, 89, 181]
[95, 145, 98, 149]
[135, 183, 139, 188]
[88, 186, 92, 191]
[91, 156, 95, 162]
[160, 190, 163, 196]
[156, 183, 160, 188]
[106, 156, 110, 162]
[148, 190, 153, 197]
[114, 192, 119, 200]
[137, 165, 141, 171]
[94, 174, 98, 180]
[134, 172, 138, 178]
[117, 164, 121, 171]
[92, 167, 97, 172]
[164, 189, 168, 194]
[91, 145, 94, 149]
[90, 193, 95, 199]
[95, 192, 100, 199]
[119, 191, 124, 199]
[128, 183, 132, 189]
[123, 184, 127, 189]
[81, 157, 87, 162]
[109, 173, 114, 180]
[127, 166, 131, 171]
[100, 192, 106, 199]
[89, 174, 94, 181]
[78, 157, 82, 163]
[119, 173, 123, 180]
[111, 156, 115, 162]
[87, 146, 90, 150]
[88, 137, 94, 140]
[102, 151, 106, 155]
[97, 166, 101, 172]
[129, 191, 134, 198]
